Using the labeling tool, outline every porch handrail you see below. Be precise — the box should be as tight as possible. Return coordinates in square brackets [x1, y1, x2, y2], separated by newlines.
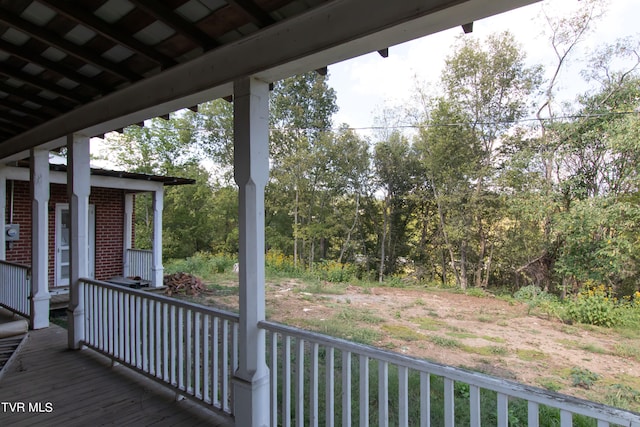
[126, 248, 153, 282]
[79, 278, 239, 417]
[260, 320, 640, 427]
[0, 260, 31, 318]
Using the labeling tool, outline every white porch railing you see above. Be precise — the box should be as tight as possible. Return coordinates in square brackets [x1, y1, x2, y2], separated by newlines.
[126, 248, 152, 282]
[261, 321, 640, 427]
[0, 260, 31, 318]
[79, 279, 239, 417]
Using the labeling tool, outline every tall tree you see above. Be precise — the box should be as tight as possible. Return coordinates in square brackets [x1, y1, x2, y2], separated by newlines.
[438, 31, 541, 287]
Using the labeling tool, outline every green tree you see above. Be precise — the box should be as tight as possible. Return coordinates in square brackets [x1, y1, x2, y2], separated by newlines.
[437, 31, 541, 288]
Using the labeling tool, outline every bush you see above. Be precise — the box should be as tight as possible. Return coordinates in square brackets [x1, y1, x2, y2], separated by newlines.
[314, 260, 356, 283]
[165, 252, 237, 280]
[565, 283, 618, 327]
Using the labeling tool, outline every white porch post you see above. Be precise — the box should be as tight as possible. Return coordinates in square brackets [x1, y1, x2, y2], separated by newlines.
[123, 193, 133, 277]
[67, 134, 90, 349]
[232, 77, 270, 426]
[151, 189, 163, 287]
[0, 166, 5, 260]
[30, 149, 50, 329]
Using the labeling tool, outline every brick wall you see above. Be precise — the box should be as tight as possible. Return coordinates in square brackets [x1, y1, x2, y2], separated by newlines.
[5, 180, 126, 287]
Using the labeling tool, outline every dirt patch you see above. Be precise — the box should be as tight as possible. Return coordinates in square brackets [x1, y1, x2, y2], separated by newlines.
[189, 279, 640, 409]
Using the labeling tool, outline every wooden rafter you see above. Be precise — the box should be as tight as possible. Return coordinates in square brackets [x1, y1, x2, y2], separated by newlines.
[0, 120, 29, 134]
[128, 0, 217, 50]
[0, 39, 108, 93]
[37, 0, 177, 70]
[0, 97, 53, 120]
[0, 80, 71, 112]
[0, 5, 140, 82]
[0, 63, 86, 104]
[0, 109, 39, 129]
[228, 0, 275, 27]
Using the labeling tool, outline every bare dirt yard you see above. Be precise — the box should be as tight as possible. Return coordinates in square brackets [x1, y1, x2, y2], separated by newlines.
[183, 278, 640, 411]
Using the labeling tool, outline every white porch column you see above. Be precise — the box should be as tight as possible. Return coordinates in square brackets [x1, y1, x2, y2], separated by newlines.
[30, 149, 50, 329]
[123, 193, 134, 277]
[151, 189, 163, 287]
[0, 166, 6, 260]
[232, 77, 270, 426]
[67, 134, 90, 349]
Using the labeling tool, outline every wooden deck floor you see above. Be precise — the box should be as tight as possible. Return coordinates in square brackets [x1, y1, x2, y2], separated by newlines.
[0, 325, 235, 426]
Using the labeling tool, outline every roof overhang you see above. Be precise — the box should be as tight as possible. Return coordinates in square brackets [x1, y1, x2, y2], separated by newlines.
[0, 0, 540, 161]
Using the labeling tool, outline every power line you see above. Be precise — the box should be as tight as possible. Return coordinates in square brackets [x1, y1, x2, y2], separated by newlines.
[102, 109, 639, 138]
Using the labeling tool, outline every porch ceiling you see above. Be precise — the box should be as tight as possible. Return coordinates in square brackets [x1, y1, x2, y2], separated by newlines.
[0, 0, 540, 161]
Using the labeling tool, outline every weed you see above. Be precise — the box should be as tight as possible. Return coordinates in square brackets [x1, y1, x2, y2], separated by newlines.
[570, 367, 601, 389]
[605, 384, 640, 410]
[477, 315, 493, 323]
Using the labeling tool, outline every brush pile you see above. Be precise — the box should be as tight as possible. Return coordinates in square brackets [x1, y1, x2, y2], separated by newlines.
[163, 272, 205, 296]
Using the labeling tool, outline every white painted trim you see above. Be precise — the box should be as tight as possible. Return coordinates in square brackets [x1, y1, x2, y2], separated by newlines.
[67, 134, 91, 349]
[54, 203, 95, 287]
[1, 165, 164, 192]
[0, 0, 539, 158]
[30, 149, 50, 330]
[0, 166, 5, 260]
[151, 190, 163, 288]
[232, 77, 270, 426]
[123, 193, 134, 277]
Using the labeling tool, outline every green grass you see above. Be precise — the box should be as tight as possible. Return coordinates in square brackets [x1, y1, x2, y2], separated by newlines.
[429, 335, 461, 348]
[337, 307, 384, 324]
[381, 324, 425, 341]
[516, 349, 547, 361]
[462, 345, 509, 356]
[613, 342, 640, 361]
[298, 317, 381, 345]
[412, 316, 446, 331]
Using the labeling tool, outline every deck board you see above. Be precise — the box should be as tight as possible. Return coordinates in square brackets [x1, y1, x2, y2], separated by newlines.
[0, 325, 234, 426]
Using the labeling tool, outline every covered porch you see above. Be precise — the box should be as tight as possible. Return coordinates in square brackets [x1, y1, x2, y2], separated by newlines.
[0, 0, 639, 425]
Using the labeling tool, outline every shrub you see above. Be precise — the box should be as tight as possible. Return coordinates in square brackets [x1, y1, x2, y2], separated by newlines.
[565, 283, 618, 327]
[314, 260, 356, 283]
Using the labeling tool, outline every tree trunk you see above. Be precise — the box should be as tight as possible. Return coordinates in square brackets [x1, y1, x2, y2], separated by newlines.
[293, 187, 299, 269]
[338, 193, 360, 264]
[379, 194, 389, 283]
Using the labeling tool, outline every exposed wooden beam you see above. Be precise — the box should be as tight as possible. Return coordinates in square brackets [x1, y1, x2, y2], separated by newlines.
[0, 80, 71, 112]
[38, 0, 177, 69]
[315, 66, 328, 76]
[462, 22, 474, 33]
[0, 39, 108, 93]
[0, 63, 86, 104]
[0, 120, 28, 134]
[0, 109, 40, 129]
[188, 105, 198, 113]
[159, 113, 170, 120]
[0, 97, 53, 120]
[0, 5, 140, 82]
[228, 0, 276, 27]
[129, 0, 217, 50]
[378, 48, 389, 58]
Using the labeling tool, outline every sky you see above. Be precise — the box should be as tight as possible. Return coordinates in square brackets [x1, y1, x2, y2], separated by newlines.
[328, 0, 639, 134]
